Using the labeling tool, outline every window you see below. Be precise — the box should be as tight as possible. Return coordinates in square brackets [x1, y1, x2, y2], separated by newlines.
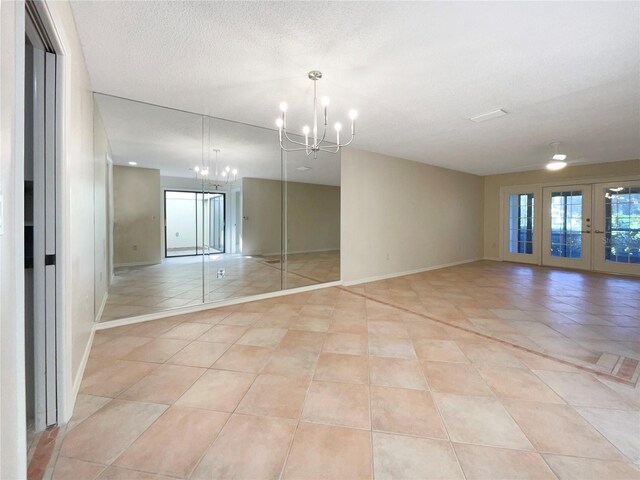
[508, 193, 534, 254]
[605, 187, 640, 264]
[549, 191, 583, 259]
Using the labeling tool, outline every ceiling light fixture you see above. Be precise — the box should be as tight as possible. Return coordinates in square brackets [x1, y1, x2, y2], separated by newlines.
[469, 109, 508, 123]
[194, 149, 238, 187]
[128, 161, 138, 166]
[277, 70, 357, 159]
[546, 142, 568, 171]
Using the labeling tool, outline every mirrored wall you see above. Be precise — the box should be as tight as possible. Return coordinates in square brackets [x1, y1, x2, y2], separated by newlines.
[93, 94, 341, 322]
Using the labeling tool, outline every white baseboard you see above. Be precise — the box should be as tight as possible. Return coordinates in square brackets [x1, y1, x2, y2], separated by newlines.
[114, 261, 160, 268]
[68, 323, 96, 421]
[95, 291, 108, 322]
[95, 280, 342, 331]
[483, 257, 502, 262]
[245, 248, 340, 257]
[342, 258, 483, 287]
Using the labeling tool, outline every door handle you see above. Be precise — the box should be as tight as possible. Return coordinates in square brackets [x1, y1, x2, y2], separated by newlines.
[594, 230, 604, 234]
[581, 230, 591, 234]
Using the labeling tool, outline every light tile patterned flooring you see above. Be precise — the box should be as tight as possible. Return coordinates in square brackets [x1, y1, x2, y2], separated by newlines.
[49, 262, 640, 479]
[102, 252, 340, 322]
[346, 261, 640, 384]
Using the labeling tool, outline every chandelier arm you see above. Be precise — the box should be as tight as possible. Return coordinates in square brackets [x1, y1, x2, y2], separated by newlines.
[282, 130, 308, 148]
[316, 122, 328, 148]
[336, 133, 356, 148]
[318, 146, 340, 154]
[279, 143, 309, 153]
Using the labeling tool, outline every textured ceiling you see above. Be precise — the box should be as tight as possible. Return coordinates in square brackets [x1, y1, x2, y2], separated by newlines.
[72, 1, 640, 175]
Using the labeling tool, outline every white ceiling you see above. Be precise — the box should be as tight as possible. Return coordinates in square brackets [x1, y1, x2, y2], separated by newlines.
[95, 93, 341, 185]
[73, 1, 640, 175]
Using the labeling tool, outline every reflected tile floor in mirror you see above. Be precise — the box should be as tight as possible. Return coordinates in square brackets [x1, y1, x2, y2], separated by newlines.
[100, 251, 340, 322]
[47, 271, 639, 479]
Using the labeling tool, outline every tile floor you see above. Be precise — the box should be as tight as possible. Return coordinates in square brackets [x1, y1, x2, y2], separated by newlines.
[346, 261, 640, 383]
[47, 262, 640, 479]
[101, 252, 340, 322]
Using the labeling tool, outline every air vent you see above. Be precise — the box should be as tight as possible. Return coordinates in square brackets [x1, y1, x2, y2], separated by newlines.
[469, 109, 508, 123]
[296, 166, 312, 171]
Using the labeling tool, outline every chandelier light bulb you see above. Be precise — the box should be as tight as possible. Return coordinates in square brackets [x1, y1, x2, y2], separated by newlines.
[232, 169, 238, 175]
[201, 169, 209, 176]
[276, 71, 357, 158]
[226, 166, 231, 172]
[194, 166, 200, 172]
[221, 171, 227, 177]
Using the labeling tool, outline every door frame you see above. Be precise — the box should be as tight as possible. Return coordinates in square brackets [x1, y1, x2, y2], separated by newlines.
[500, 173, 640, 276]
[541, 184, 593, 271]
[163, 189, 227, 258]
[592, 180, 640, 275]
[164, 189, 199, 258]
[208, 191, 226, 254]
[24, 0, 64, 432]
[500, 186, 542, 265]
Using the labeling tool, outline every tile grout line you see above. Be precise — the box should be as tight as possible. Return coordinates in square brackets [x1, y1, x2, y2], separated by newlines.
[278, 315, 331, 480]
[339, 286, 637, 386]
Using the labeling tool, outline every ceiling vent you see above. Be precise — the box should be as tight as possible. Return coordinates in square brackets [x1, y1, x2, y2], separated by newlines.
[469, 109, 508, 123]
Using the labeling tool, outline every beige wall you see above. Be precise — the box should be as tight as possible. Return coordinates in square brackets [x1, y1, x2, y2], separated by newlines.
[113, 166, 162, 266]
[93, 106, 110, 318]
[241, 177, 340, 256]
[241, 177, 281, 256]
[483, 159, 640, 259]
[341, 148, 484, 283]
[287, 181, 340, 254]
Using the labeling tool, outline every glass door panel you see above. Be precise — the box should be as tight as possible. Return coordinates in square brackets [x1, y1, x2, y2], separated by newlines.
[165, 191, 198, 257]
[593, 182, 640, 275]
[502, 186, 541, 264]
[542, 185, 592, 270]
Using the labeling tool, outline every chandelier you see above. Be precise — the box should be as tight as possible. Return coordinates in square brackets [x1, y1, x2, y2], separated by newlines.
[276, 70, 357, 158]
[193, 149, 238, 187]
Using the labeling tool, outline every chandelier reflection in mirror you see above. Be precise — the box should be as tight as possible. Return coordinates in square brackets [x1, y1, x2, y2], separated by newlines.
[194, 149, 238, 189]
[277, 70, 357, 159]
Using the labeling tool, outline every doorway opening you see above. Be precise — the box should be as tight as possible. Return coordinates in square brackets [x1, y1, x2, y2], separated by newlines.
[164, 190, 225, 257]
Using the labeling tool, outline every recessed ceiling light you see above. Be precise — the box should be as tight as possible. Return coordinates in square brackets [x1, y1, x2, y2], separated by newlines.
[468, 109, 508, 123]
[128, 161, 137, 166]
[546, 161, 567, 171]
[297, 166, 312, 171]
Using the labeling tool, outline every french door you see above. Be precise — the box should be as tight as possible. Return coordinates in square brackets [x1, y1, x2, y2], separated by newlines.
[542, 185, 592, 270]
[592, 181, 640, 275]
[503, 180, 640, 276]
